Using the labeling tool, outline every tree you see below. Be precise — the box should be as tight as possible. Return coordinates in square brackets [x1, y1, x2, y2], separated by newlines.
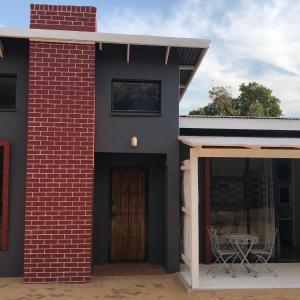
[189, 86, 239, 116]
[238, 82, 282, 117]
[189, 82, 283, 117]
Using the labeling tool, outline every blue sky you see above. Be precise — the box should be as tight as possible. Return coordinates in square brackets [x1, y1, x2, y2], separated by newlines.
[1, 0, 300, 116]
[0, 0, 178, 28]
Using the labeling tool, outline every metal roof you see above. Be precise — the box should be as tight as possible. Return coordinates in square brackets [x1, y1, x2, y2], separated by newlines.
[180, 115, 300, 131]
[180, 115, 300, 120]
[0, 27, 210, 100]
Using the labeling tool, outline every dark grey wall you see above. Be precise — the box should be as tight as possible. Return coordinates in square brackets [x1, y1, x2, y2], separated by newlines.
[0, 38, 28, 276]
[93, 153, 166, 266]
[95, 45, 180, 272]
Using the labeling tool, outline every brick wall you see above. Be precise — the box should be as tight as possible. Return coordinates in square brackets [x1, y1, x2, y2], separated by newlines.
[30, 4, 97, 32]
[24, 5, 96, 283]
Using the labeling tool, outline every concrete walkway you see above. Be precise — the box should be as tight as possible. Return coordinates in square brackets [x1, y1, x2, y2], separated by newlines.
[0, 275, 300, 300]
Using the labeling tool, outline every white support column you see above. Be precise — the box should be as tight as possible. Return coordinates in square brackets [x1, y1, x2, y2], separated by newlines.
[190, 148, 199, 288]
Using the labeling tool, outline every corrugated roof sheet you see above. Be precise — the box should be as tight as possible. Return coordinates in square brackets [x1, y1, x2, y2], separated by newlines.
[180, 115, 300, 120]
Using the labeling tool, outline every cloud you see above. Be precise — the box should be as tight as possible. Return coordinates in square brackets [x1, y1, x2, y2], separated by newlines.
[101, 0, 300, 116]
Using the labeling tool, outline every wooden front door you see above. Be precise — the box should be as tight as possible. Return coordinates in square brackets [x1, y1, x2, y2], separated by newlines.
[110, 168, 146, 262]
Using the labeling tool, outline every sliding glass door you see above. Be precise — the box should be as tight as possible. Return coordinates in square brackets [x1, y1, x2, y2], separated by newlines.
[211, 158, 276, 250]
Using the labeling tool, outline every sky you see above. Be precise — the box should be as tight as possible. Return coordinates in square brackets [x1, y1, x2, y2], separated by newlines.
[1, 0, 300, 116]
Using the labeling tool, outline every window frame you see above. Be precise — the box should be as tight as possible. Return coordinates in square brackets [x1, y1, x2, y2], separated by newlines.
[0, 74, 17, 111]
[111, 79, 162, 115]
[0, 141, 9, 250]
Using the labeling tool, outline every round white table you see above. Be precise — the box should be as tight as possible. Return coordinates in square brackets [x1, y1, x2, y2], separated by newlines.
[223, 233, 258, 277]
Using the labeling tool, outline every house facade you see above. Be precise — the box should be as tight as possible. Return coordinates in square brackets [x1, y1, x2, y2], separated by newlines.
[2, 4, 299, 289]
[0, 4, 209, 283]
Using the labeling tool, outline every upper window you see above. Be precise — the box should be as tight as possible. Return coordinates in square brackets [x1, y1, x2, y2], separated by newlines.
[0, 141, 9, 250]
[0, 75, 17, 110]
[111, 80, 161, 114]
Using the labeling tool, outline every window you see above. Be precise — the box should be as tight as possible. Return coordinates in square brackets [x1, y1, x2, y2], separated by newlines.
[0, 75, 17, 109]
[279, 186, 290, 204]
[0, 141, 9, 250]
[111, 80, 161, 114]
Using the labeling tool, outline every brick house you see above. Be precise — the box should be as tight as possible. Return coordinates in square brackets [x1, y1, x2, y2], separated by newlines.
[2, 4, 300, 289]
[0, 4, 209, 283]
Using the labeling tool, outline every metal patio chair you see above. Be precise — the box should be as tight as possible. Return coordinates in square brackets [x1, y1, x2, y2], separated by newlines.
[250, 228, 278, 277]
[207, 226, 237, 278]
[231, 216, 240, 233]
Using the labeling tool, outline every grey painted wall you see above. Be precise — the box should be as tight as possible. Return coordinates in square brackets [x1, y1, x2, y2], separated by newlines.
[95, 44, 180, 272]
[0, 38, 28, 276]
[93, 153, 166, 266]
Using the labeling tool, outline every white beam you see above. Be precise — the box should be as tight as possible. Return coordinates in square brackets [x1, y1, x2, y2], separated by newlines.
[191, 147, 300, 159]
[179, 65, 196, 71]
[165, 46, 170, 65]
[0, 40, 3, 58]
[127, 44, 130, 64]
[98, 42, 102, 51]
[190, 148, 200, 288]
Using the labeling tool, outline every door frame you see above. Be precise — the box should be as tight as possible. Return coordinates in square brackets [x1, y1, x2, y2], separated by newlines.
[108, 166, 148, 262]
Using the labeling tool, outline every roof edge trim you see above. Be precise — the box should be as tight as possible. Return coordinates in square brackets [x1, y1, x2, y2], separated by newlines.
[0, 27, 210, 48]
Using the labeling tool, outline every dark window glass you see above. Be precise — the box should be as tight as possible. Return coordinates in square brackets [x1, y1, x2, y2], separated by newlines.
[279, 186, 290, 204]
[277, 162, 290, 180]
[112, 80, 161, 114]
[0, 75, 17, 109]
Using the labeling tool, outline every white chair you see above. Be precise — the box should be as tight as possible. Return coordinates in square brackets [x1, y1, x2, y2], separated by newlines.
[250, 229, 278, 277]
[207, 226, 237, 278]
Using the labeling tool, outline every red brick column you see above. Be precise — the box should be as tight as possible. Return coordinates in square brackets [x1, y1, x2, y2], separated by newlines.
[24, 5, 96, 283]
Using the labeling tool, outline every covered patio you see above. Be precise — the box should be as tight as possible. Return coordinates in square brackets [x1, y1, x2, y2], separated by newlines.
[178, 135, 300, 290]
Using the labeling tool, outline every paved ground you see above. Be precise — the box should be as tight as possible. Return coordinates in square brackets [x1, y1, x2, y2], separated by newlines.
[0, 275, 300, 300]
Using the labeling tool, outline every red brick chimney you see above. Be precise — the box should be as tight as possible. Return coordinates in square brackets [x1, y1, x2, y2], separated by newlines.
[24, 5, 96, 283]
[30, 4, 97, 31]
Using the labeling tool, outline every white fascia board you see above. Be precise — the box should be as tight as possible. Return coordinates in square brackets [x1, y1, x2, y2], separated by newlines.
[179, 117, 300, 131]
[179, 135, 300, 148]
[0, 27, 210, 49]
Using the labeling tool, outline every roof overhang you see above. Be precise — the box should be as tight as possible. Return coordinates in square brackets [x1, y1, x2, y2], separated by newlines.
[0, 27, 210, 100]
[179, 135, 300, 158]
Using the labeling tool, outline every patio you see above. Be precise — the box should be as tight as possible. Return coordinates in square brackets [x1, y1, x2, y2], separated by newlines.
[179, 134, 300, 289]
[179, 263, 300, 290]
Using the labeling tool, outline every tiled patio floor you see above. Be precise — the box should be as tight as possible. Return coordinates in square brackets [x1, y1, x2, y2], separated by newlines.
[0, 274, 300, 300]
[180, 263, 300, 290]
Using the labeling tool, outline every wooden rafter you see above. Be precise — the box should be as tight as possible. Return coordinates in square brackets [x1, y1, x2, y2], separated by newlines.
[0, 40, 4, 58]
[164, 46, 170, 65]
[127, 44, 130, 63]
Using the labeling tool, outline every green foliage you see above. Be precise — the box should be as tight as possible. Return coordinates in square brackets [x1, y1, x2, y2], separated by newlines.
[189, 82, 283, 117]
